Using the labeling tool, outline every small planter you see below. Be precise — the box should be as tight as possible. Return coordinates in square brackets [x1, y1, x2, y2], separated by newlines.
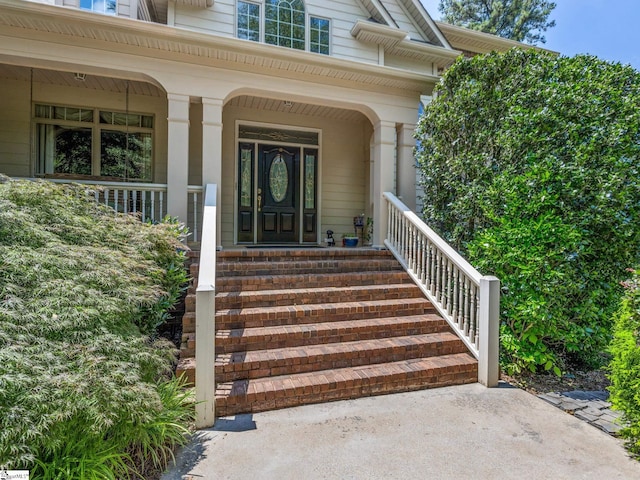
[343, 237, 359, 247]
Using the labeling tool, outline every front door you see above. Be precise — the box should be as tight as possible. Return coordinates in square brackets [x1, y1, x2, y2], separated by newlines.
[258, 145, 298, 243]
[236, 138, 318, 244]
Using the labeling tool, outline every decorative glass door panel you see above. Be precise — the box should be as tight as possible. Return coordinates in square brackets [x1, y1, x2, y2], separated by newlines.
[258, 145, 299, 243]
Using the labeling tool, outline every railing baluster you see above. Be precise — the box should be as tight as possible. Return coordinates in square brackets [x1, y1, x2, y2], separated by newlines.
[381, 192, 500, 387]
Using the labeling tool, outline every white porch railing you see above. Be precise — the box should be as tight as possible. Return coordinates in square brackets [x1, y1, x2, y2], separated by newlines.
[383, 192, 500, 387]
[37, 179, 203, 242]
[195, 184, 217, 428]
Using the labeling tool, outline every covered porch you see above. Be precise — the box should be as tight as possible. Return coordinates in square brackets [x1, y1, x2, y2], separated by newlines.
[0, 65, 420, 248]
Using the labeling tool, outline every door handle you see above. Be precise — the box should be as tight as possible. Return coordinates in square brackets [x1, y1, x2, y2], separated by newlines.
[257, 188, 262, 212]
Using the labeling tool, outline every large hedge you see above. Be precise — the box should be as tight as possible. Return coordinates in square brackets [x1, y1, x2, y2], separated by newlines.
[609, 268, 640, 458]
[416, 49, 640, 374]
[0, 177, 192, 478]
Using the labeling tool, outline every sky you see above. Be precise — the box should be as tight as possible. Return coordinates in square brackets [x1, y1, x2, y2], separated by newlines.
[420, 0, 640, 71]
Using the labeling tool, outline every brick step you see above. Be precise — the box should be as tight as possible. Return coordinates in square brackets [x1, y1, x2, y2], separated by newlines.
[216, 332, 467, 382]
[214, 297, 436, 330]
[215, 353, 478, 416]
[181, 296, 435, 333]
[180, 313, 450, 357]
[191, 258, 403, 278]
[214, 313, 450, 354]
[188, 271, 413, 295]
[216, 248, 394, 263]
[188, 272, 411, 297]
[211, 283, 422, 310]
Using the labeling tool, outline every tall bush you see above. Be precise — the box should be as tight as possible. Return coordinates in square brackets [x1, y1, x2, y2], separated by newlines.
[609, 269, 640, 458]
[416, 49, 640, 373]
[0, 177, 192, 477]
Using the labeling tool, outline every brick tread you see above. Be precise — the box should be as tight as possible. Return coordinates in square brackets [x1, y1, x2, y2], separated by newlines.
[214, 283, 422, 309]
[217, 271, 413, 291]
[214, 314, 450, 354]
[215, 353, 478, 416]
[215, 297, 435, 329]
[192, 259, 403, 277]
[216, 332, 467, 382]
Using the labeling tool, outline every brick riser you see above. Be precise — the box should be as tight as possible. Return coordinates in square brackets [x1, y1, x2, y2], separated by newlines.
[215, 354, 478, 417]
[176, 248, 478, 415]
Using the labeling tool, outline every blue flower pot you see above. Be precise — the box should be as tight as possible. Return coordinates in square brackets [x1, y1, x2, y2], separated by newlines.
[344, 238, 359, 247]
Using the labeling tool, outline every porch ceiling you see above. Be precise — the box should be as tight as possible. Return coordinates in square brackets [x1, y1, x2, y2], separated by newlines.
[228, 96, 368, 122]
[0, 63, 164, 97]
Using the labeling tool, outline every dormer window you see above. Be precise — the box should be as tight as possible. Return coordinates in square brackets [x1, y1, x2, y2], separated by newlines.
[80, 0, 116, 15]
[237, 1, 330, 55]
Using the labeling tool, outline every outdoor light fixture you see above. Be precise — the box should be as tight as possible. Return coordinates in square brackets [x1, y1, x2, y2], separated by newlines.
[74, 72, 86, 81]
[283, 100, 293, 107]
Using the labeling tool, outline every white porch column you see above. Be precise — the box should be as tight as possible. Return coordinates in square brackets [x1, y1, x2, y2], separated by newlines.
[202, 97, 223, 247]
[167, 93, 190, 221]
[371, 120, 397, 246]
[396, 123, 417, 212]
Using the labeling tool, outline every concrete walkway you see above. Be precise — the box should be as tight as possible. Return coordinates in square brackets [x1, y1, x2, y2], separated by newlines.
[162, 383, 640, 480]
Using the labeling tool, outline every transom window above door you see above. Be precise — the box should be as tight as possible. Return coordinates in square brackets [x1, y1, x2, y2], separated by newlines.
[237, 0, 330, 55]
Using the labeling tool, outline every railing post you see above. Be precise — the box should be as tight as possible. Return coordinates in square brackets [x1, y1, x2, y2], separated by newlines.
[478, 276, 500, 387]
[194, 184, 217, 428]
[195, 286, 216, 427]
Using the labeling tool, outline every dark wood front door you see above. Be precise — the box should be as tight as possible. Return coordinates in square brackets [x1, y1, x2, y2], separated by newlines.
[257, 145, 299, 243]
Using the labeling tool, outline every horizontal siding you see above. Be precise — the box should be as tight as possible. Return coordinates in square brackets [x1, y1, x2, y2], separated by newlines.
[175, 0, 235, 36]
[382, 0, 426, 41]
[385, 54, 434, 74]
[0, 79, 30, 177]
[175, 0, 380, 64]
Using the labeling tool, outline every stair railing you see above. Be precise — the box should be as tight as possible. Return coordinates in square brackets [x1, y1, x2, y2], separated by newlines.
[195, 184, 217, 428]
[383, 192, 500, 387]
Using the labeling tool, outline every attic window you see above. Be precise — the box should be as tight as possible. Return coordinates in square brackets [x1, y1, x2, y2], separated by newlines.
[265, 0, 305, 50]
[236, 0, 330, 55]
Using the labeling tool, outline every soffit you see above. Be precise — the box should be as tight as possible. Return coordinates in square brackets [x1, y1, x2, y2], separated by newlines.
[0, 63, 164, 96]
[0, 0, 438, 94]
[228, 95, 368, 122]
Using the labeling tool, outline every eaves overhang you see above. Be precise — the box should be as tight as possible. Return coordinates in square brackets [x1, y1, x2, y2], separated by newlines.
[351, 19, 461, 69]
[436, 21, 557, 55]
[0, 0, 440, 94]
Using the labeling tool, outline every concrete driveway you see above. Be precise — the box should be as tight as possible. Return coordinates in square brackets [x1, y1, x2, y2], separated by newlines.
[162, 383, 640, 479]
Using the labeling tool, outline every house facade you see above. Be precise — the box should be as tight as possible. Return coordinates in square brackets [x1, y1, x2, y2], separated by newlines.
[0, 0, 526, 246]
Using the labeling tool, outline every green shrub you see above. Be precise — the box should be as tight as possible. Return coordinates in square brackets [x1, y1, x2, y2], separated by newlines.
[0, 177, 192, 477]
[609, 269, 640, 458]
[416, 49, 640, 374]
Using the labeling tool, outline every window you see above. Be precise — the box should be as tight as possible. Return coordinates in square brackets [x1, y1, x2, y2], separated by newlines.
[80, 0, 116, 15]
[237, 1, 260, 42]
[236, 0, 330, 55]
[265, 0, 305, 50]
[35, 104, 153, 181]
[309, 16, 329, 55]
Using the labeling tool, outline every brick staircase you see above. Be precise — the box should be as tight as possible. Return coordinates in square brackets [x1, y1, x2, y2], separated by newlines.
[176, 248, 478, 417]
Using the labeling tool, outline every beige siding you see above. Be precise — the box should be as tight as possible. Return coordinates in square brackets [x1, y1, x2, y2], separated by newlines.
[0, 79, 31, 177]
[0, 78, 168, 183]
[381, 0, 426, 41]
[385, 54, 435, 75]
[219, 102, 371, 246]
[174, 0, 380, 65]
